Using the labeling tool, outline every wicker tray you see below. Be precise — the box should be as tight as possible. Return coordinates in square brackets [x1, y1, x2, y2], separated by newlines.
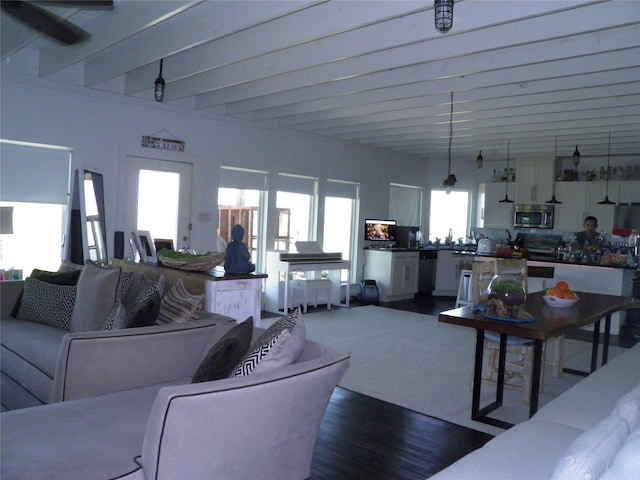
[157, 252, 225, 271]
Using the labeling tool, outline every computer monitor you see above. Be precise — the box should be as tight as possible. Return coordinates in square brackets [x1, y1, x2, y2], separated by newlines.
[364, 219, 397, 242]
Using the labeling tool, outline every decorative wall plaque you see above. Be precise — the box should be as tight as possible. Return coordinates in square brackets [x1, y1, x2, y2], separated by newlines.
[141, 135, 185, 152]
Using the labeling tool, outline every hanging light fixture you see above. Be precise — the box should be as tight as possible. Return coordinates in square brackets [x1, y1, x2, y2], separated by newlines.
[434, 0, 454, 33]
[442, 91, 456, 191]
[499, 139, 514, 203]
[476, 150, 483, 169]
[546, 136, 561, 204]
[598, 133, 616, 205]
[572, 145, 580, 180]
[154, 59, 165, 102]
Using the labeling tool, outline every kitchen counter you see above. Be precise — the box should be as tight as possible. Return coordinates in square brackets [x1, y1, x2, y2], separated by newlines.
[451, 251, 637, 270]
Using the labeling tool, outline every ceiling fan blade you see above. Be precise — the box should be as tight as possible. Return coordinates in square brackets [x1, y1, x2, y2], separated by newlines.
[34, 1, 114, 8]
[1, 1, 91, 45]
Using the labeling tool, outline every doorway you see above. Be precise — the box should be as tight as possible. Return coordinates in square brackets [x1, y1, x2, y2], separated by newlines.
[117, 152, 193, 251]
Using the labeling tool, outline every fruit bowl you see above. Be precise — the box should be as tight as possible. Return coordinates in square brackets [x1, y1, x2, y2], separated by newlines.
[543, 295, 579, 308]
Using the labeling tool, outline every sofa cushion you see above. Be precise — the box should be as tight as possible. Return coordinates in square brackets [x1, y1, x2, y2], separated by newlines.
[600, 424, 640, 480]
[71, 262, 122, 332]
[16, 277, 77, 330]
[613, 381, 640, 430]
[1, 319, 68, 406]
[156, 278, 204, 324]
[549, 412, 630, 480]
[231, 309, 305, 377]
[192, 317, 253, 383]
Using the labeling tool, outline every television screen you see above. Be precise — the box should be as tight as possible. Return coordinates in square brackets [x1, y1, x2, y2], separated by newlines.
[364, 219, 397, 241]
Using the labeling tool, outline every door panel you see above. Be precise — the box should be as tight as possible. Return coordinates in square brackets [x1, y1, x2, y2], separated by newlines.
[117, 154, 192, 250]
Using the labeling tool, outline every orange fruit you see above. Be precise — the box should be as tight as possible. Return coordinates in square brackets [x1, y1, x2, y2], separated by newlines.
[547, 288, 561, 297]
[556, 281, 570, 292]
[565, 291, 578, 299]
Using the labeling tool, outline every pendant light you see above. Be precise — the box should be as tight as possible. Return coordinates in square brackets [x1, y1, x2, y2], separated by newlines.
[476, 150, 483, 169]
[572, 145, 580, 180]
[442, 91, 456, 191]
[598, 132, 616, 205]
[154, 59, 165, 102]
[499, 139, 514, 203]
[546, 136, 561, 204]
[434, 0, 454, 33]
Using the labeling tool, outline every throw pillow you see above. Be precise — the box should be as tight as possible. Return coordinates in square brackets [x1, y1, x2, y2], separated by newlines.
[230, 309, 305, 377]
[613, 382, 640, 430]
[70, 261, 122, 333]
[57, 260, 84, 273]
[119, 274, 165, 327]
[192, 317, 253, 383]
[126, 291, 162, 328]
[11, 267, 82, 318]
[16, 277, 76, 330]
[103, 299, 128, 330]
[549, 413, 630, 480]
[599, 425, 640, 480]
[156, 278, 204, 324]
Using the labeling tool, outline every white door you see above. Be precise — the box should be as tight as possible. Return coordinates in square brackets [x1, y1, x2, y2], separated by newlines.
[117, 152, 193, 250]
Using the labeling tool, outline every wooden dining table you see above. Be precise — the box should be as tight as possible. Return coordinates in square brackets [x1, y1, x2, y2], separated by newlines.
[438, 290, 640, 429]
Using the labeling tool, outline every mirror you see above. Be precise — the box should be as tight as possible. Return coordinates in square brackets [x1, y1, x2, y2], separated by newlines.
[66, 168, 108, 264]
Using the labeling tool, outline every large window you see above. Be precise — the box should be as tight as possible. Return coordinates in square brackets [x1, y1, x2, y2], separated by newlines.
[274, 174, 317, 252]
[429, 190, 470, 244]
[322, 179, 359, 283]
[0, 140, 71, 276]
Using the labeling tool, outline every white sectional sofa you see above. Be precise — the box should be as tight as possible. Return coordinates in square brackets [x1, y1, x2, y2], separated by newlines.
[430, 342, 640, 479]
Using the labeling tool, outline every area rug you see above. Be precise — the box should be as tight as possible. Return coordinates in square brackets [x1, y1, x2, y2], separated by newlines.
[264, 305, 627, 436]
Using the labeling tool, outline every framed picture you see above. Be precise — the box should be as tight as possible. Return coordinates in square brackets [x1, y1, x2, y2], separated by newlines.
[154, 238, 174, 254]
[133, 230, 157, 264]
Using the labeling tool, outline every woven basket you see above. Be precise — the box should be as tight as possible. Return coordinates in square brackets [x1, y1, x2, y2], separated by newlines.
[157, 252, 225, 271]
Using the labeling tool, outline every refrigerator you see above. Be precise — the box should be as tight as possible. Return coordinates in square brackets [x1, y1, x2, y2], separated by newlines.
[614, 204, 640, 231]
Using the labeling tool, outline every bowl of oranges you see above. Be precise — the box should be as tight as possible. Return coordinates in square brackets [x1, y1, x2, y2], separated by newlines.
[543, 281, 579, 308]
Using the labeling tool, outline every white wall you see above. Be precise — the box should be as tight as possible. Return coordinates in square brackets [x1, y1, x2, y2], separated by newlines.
[3, 72, 479, 278]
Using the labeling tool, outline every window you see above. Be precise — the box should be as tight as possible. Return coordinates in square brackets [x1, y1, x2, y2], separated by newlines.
[322, 180, 359, 283]
[137, 169, 180, 245]
[275, 174, 317, 252]
[0, 140, 71, 275]
[429, 190, 470, 244]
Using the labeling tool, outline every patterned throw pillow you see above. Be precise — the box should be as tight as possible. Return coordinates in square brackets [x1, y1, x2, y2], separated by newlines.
[156, 278, 204, 324]
[102, 274, 164, 330]
[192, 317, 253, 383]
[11, 267, 82, 318]
[230, 309, 305, 377]
[16, 277, 77, 330]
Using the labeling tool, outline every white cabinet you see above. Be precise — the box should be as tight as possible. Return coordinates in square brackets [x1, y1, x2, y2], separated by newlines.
[477, 182, 515, 228]
[515, 159, 555, 204]
[363, 250, 418, 302]
[554, 182, 616, 232]
[433, 250, 472, 296]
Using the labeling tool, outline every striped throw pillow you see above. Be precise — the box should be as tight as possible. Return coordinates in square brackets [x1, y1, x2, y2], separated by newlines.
[156, 278, 204, 324]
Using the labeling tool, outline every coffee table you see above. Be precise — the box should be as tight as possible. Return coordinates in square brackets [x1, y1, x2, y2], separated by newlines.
[438, 290, 639, 429]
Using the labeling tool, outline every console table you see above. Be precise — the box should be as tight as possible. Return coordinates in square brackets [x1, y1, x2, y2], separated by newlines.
[112, 260, 267, 326]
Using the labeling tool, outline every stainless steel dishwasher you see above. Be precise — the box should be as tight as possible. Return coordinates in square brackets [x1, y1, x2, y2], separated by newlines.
[417, 249, 437, 294]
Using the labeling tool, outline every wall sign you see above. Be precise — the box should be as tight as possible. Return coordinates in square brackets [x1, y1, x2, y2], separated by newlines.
[141, 135, 185, 152]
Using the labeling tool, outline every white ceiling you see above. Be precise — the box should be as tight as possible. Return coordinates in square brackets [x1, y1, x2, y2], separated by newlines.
[2, 0, 639, 163]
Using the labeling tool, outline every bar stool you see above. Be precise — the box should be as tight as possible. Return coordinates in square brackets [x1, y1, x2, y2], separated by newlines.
[290, 278, 332, 313]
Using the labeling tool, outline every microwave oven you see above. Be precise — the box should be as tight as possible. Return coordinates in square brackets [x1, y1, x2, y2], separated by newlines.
[513, 204, 554, 229]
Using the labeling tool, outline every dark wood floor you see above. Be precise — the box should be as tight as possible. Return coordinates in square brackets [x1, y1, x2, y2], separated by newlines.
[301, 293, 638, 479]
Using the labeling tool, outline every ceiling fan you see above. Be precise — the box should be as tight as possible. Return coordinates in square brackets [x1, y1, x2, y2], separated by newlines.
[1, 0, 113, 46]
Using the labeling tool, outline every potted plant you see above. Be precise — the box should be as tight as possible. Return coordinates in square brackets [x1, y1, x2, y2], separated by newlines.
[585, 170, 597, 181]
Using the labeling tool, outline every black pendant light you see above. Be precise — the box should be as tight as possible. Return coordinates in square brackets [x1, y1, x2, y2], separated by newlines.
[499, 139, 514, 203]
[442, 91, 456, 190]
[434, 0, 454, 33]
[154, 59, 165, 102]
[598, 133, 616, 205]
[572, 145, 580, 180]
[476, 150, 483, 169]
[546, 136, 562, 204]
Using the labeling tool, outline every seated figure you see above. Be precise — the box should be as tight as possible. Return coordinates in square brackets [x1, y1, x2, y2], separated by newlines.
[224, 224, 255, 274]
